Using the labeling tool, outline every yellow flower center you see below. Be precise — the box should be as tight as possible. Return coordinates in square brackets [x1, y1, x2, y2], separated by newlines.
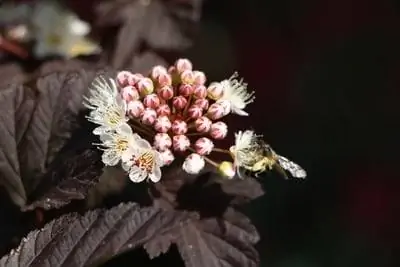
[105, 108, 122, 126]
[135, 150, 155, 172]
[116, 138, 128, 152]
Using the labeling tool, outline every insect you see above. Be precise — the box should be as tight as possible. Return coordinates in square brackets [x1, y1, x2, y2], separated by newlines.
[247, 142, 307, 179]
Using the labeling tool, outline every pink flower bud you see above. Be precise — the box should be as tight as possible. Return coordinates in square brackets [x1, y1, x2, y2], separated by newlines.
[194, 98, 209, 110]
[157, 85, 174, 100]
[172, 96, 188, 110]
[171, 119, 188, 135]
[143, 93, 161, 109]
[180, 70, 194, 84]
[179, 84, 193, 97]
[172, 134, 190, 152]
[210, 121, 228, 140]
[175, 58, 193, 74]
[137, 77, 154, 96]
[207, 103, 226, 120]
[127, 100, 144, 118]
[194, 137, 214, 155]
[187, 105, 203, 119]
[120, 85, 140, 102]
[150, 65, 168, 80]
[160, 149, 174, 166]
[195, 116, 212, 133]
[116, 71, 132, 87]
[157, 72, 172, 86]
[193, 71, 206, 85]
[207, 82, 224, 100]
[141, 108, 157, 125]
[127, 73, 144, 86]
[154, 116, 171, 133]
[156, 104, 171, 116]
[193, 85, 207, 99]
[168, 66, 177, 74]
[154, 133, 172, 151]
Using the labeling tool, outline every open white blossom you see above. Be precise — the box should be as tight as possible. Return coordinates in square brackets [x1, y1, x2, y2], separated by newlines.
[31, 1, 100, 58]
[182, 153, 205, 174]
[122, 138, 163, 183]
[84, 77, 128, 135]
[217, 72, 255, 116]
[230, 130, 264, 176]
[99, 128, 140, 166]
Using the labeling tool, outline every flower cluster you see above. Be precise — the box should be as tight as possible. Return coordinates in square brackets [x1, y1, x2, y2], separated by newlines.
[84, 58, 306, 183]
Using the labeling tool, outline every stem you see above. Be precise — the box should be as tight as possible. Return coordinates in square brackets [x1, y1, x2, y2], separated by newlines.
[212, 148, 231, 154]
[188, 147, 219, 167]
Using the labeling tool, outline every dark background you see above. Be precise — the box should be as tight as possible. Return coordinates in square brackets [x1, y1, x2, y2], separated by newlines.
[1, 0, 400, 266]
[196, 0, 400, 266]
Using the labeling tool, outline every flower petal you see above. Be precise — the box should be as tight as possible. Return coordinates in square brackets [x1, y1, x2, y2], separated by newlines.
[149, 166, 162, 183]
[129, 166, 147, 183]
[102, 150, 119, 166]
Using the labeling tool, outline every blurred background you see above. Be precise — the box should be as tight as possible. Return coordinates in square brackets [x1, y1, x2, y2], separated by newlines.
[177, 0, 400, 266]
[1, 0, 400, 266]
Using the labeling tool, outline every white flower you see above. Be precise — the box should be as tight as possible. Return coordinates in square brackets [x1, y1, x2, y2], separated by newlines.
[122, 138, 163, 183]
[83, 76, 128, 135]
[182, 153, 205, 174]
[99, 127, 139, 166]
[31, 1, 100, 58]
[217, 72, 255, 116]
[229, 130, 264, 176]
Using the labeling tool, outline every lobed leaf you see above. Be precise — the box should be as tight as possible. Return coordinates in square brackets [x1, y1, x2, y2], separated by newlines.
[0, 202, 193, 267]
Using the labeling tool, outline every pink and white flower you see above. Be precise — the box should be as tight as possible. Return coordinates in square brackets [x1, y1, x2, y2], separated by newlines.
[175, 58, 192, 74]
[207, 82, 223, 100]
[195, 116, 212, 133]
[121, 85, 140, 102]
[172, 134, 190, 152]
[127, 100, 144, 118]
[121, 137, 163, 183]
[193, 70, 206, 85]
[143, 93, 161, 109]
[137, 77, 154, 96]
[172, 119, 188, 135]
[180, 70, 194, 84]
[157, 85, 174, 100]
[172, 96, 188, 110]
[207, 103, 226, 120]
[159, 149, 175, 166]
[193, 85, 207, 99]
[210, 121, 228, 140]
[127, 73, 143, 86]
[187, 105, 203, 119]
[156, 104, 171, 116]
[141, 108, 157, 125]
[179, 84, 193, 97]
[182, 153, 205, 174]
[150, 65, 168, 80]
[154, 133, 172, 151]
[194, 98, 209, 110]
[154, 116, 171, 133]
[116, 71, 132, 87]
[194, 137, 214, 155]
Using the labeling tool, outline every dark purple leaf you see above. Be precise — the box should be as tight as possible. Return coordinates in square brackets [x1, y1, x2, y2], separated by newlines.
[146, 165, 263, 266]
[0, 64, 112, 208]
[0, 202, 193, 267]
[95, 0, 203, 69]
[176, 209, 260, 267]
